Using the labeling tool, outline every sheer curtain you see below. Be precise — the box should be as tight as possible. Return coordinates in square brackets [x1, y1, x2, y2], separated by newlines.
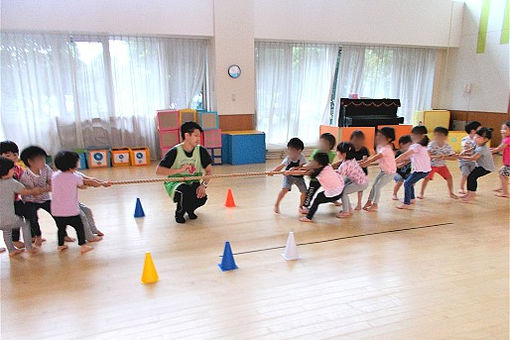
[335, 45, 437, 123]
[1, 32, 208, 157]
[255, 41, 340, 147]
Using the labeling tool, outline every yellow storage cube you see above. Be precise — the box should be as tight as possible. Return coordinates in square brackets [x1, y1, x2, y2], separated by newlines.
[413, 110, 451, 132]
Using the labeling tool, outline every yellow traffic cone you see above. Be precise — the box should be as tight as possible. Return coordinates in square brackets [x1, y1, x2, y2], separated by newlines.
[141, 252, 159, 284]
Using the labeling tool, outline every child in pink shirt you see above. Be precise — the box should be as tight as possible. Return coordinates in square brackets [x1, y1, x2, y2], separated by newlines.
[491, 121, 510, 198]
[359, 127, 396, 212]
[336, 142, 369, 218]
[395, 126, 431, 209]
[299, 152, 344, 222]
[51, 150, 93, 254]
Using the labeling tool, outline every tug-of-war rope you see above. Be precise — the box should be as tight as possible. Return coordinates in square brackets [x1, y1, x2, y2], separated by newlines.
[110, 170, 301, 185]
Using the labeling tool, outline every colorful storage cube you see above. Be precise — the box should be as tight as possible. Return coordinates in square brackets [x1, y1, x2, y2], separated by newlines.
[159, 129, 181, 148]
[377, 124, 413, 149]
[199, 111, 219, 130]
[157, 110, 180, 131]
[202, 129, 222, 148]
[87, 148, 111, 168]
[179, 109, 197, 123]
[319, 125, 376, 154]
[207, 147, 222, 165]
[222, 131, 266, 165]
[130, 147, 150, 166]
[111, 148, 131, 167]
[160, 146, 173, 158]
[74, 148, 88, 170]
[413, 110, 451, 132]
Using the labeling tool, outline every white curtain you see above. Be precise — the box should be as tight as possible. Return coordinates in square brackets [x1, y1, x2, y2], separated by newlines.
[335, 45, 436, 124]
[255, 41, 340, 147]
[1, 32, 208, 157]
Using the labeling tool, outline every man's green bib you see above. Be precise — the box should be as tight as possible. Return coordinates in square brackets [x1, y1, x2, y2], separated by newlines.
[164, 144, 204, 199]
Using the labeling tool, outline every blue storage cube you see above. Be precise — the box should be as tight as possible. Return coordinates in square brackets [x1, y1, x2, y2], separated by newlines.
[222, 131, 266, 165]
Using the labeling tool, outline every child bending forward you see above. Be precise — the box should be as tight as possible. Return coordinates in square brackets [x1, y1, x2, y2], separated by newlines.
[299, 152, 344, 222]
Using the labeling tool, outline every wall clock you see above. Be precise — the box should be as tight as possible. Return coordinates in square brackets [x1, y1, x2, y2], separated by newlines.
[228, 64, 241, 79]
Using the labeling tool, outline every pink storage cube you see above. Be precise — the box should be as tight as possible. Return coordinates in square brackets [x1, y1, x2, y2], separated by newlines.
[157, 110, 180, 131]
[202, 129, 222, 148]
[159, 129, 181, 148]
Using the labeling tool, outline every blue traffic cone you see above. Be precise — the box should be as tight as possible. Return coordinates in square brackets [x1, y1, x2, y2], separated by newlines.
[134, 198, 145, 218]
[218, 241, 238, 271]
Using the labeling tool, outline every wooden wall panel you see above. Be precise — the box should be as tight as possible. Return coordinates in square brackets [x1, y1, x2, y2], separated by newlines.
[218, 114, 255, 131]
[450, 110, 510, 146]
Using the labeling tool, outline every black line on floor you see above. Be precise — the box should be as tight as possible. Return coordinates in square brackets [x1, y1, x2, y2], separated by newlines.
[222, 222, 454, 257]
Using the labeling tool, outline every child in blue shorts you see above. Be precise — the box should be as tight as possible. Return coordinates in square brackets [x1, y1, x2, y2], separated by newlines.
[271, 138, 307, 214]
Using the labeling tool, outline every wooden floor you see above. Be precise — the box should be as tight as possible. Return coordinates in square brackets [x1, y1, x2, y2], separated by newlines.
[1, 158, 509, 339]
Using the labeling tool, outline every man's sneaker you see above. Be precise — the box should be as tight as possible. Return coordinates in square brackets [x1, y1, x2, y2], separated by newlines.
[187, 211, 198, 220]
[175, 215, 186, 224]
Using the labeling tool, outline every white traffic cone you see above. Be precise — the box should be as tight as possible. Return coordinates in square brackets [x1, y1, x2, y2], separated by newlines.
[281, 232, 299, 261]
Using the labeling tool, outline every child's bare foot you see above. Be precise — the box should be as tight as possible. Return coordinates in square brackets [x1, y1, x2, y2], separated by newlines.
[81, 245, 94, 254]
[449, 193, 458, 199]
[354, 204, 362, 211]
[64, 236, 76, 242]
[96, 230, 104, 236]
[366, 204, 378, 212]
[28, 248, 39, 255]
[333, 201, 342, 206]
[299, 207, 309, 214]
[13, 241, 25, 249]
[392, 194, 399, 200]
[34, 236, 43, 247]
[299, 216, 312, 222]
[336, 212, 351, 218]
[0, 247, 6, 253]
[273, 205, 280, 214]
[495, 192, 510, 198]
[362, 202, 372, 211]
[417, 194, 424, 199]
[57, 245, 68, 252]
[396, 203, 411, 209]
[9, 249, 24, 257]
[89, 236, 103, 243]
[458, 189, 466, 195]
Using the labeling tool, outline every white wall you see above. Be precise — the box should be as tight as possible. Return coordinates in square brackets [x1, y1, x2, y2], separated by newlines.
[213, 0, 255, 115]
[439, 0, 509, 113]
[254, 0, 463, 47]
[0, 0, 214, 37]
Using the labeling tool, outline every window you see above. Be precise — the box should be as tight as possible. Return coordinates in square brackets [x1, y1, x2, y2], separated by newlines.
[1, 32, 209, 156]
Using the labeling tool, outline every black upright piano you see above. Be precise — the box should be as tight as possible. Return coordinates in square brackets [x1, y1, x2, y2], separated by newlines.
[338, 98, 404, 127]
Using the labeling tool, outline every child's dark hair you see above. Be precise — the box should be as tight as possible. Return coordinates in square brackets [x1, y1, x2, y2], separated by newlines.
[377, 127, 396, 142]
[0, 140, 19, 155]
[465, 121, 481, 134]
[0, 156, 15, 177]
[398, 135, 412, 145]
[476, 127, 493, 140]
[433, 126, 449, 136]
[287, 137, 305, 151]
[336, 142, 355, 160]
[313, 152, 330, 167]
[320, 133, 336, 150]
[350, 130, 365, 141]
[180, 121, 204, 140]
[504, 121, 510, 129]
[411, 126, 430, 146]
[20, 146, 47, 166]
[54, 150, 80, 171]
